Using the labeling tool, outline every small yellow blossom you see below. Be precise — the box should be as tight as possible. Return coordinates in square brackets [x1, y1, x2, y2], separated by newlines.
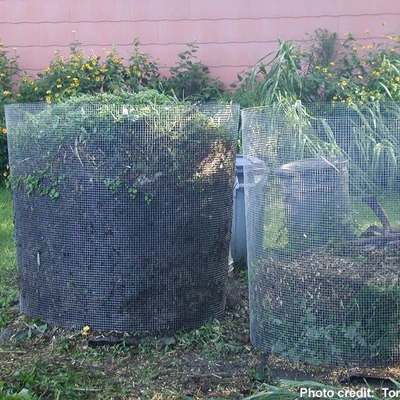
[3, 171, 8, 177]
[82, 325, 91, 336]
[2, 128, 7, 134]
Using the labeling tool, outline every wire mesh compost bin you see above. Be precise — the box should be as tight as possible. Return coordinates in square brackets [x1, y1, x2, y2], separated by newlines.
[242, 103, 400, 367]
[5, 97, 239, 332]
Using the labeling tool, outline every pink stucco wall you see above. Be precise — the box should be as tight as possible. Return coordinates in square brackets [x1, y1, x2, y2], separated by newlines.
[1, 0, 400, 87]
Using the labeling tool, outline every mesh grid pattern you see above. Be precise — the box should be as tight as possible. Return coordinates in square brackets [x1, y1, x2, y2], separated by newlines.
[6, 102, 239, 332]
[242, 103, 400, 367]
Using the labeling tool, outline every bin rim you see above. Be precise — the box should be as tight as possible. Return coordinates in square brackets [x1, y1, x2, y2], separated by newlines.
[276, 156, 348, 176]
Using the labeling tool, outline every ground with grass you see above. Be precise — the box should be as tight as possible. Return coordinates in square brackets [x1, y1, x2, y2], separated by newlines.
[2, 186, 400, 399]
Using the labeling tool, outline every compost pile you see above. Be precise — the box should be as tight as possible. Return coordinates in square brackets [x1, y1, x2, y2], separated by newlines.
[6, 94, 238, 332]
[252, 243, 400, 367]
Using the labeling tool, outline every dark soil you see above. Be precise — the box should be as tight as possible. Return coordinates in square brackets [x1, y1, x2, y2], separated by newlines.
[11, 130, 236, 332]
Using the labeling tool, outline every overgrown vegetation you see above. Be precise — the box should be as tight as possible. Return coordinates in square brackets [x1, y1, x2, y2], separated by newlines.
[2, 26, 400, 399]
[2, 27, 400, 182]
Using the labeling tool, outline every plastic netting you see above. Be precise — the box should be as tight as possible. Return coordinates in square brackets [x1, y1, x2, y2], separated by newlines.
[242, 102, 400, 367]
[5, 101, 239, 332]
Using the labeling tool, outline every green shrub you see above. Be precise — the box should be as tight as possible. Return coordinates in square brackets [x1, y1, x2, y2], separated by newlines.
[124, 38, 161, 92]
[18, 40, 123, 103]
[0, 42, 20, 184]
[162, 42, 224, 101]
[232, 28, 400, 106]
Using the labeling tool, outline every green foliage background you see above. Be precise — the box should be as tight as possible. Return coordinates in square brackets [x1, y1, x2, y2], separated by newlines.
[2, 28, 400, 184]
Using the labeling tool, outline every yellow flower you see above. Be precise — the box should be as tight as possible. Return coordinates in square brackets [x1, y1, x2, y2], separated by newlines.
[2, 128, 7, 134]
[341, 80, 347, 86]
[46, 90, 52, 94]
[3, 171, 8, 177]
[330, 62, 335, 66]
[82, 325, 91, 336]
[3, 90, 11, 96]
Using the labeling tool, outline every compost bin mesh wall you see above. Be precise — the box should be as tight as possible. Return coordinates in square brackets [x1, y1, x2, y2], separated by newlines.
[242, 103, 400, 367]
[5, 102, 239, 332]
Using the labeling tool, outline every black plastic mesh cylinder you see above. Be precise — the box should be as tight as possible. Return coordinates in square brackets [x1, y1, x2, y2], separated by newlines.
[5, 101, 239, 332]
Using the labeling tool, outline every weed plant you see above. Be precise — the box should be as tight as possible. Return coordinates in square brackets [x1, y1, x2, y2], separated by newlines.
[0, 188, 17, 327]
